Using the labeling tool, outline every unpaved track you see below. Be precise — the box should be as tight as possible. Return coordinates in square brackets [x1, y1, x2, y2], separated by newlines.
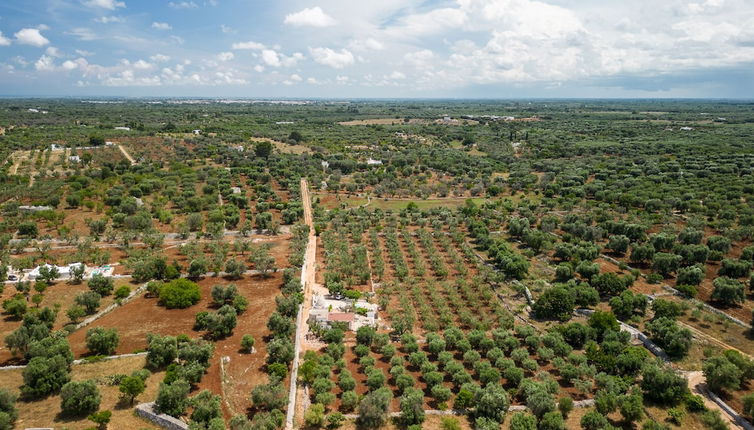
[286, 178, 316, 430]
[118, 144, 136, 164]
[686, 371, 748, 429]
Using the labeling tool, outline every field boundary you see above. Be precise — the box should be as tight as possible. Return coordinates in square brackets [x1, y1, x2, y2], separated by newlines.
[135, 402, 188, 430]
[286, 178, 315, 430]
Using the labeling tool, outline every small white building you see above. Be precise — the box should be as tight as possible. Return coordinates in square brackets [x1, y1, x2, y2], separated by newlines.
[232, 145, 244, 152]
[28, 108, 39, 113]
[231, 187, 242, 194]
[69, 155, 81, 163]
[105, 141, 114, 146]
[366, 158, 383, 165]
[680, 126, 694, 131]
[192, 129, 202, 135]
[114, 126, 131, 131]
[28, 263, 85, 280]
[19, 205, 53, 212]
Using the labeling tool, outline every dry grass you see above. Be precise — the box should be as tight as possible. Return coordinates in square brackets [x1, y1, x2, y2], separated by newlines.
[250, 137, 311, 154]
[338, 118, 428, 126]
[2, 354, 162, 429]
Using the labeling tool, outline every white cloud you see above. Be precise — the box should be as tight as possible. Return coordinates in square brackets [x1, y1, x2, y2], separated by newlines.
[150, 54, 170, 62]
[168, 1, 198, 9]
[83, 0, 125, 10]
[309, 47, 354, 69]
[76, 49, 94, 56]
[67, 28, 98, 41]
[387, 7, 467, 37]
[231, 40, 265, 50]
[93, 16, 124, 23]
[45, 47, 62, 57]
[15, 28, 50, 47]
[290, 73, 302, 81]
[62, 60, 79, 70]
[261, 49, 281, 67]
[152, 22, 172, 30]
[217, 51, 234, 61]
[220, 24, 236, 34]
[260, 49, 303, 67]
[34, 55, 55, 71]
[284, 7, 336, 27]
[0, 32, 10, 47]
[132, 59, 153, 70]
[404, 49, 433, 67]
[349, 38, 384, 51]
[253, 65, 264, 73]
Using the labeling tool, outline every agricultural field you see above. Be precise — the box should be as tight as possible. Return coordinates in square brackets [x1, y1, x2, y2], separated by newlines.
[1, 99, 754, 430]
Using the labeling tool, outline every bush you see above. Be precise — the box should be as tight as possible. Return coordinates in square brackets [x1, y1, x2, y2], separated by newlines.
[640, 363, 688, 405]
[357, 387, 392, 428]
[538, 411, 565, 430]
[146, 334, 178, 369]
[441, 417, 462, 430]
[85, 327, 119, 355]
[88, 274, 115, 296]
[509, 412, 537, 430]
[717, 258, 751, 278]
[701, 410, 730, 430]
[75, 291, 101, 314]
[114, 285, 130, 299]
[88, 410, 112, 430]
[743, 393, 754, 418]
[675, 284, 697, 298]
[581, 410, 609, 430]
[251, 379, 287, 410]
[60, 380, 100, 416]
[119, 375, 146, 404]
[155, 379, 190, 417]
[558, 396, 573, 417]
[190, 390, 222, 426]
[241, 334, 255, 353]
[711, 277, 745, 306]
[676, 265, 705, 286]
[474, 383, 509, 423]
[304, 403, 325, 427]
[159, 278, 201, 309]
[646, 317, 692, 359]
[0, 388, 18, 430]
[591, 272, 628, 296]
[21, 355, 71, 398]
[533, 286, 575, 321]
[400, 387, 425, 425]
[341, 390, 358, 412]
[703, 355, 743, 393]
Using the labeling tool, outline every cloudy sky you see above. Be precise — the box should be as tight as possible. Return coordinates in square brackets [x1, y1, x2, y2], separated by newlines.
[0, 0, 753, 98]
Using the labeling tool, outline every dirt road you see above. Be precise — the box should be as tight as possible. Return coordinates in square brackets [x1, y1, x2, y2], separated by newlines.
[686, 371, 749, 429]
[117, 144, 136, 165]
[286, 178, 317, 430]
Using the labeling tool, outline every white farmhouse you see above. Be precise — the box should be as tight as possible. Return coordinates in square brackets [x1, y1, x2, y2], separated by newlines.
[28, 263, 85, 280]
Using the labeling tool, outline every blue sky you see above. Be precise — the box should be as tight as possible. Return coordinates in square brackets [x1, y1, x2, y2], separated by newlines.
[1, 0, 753, 98]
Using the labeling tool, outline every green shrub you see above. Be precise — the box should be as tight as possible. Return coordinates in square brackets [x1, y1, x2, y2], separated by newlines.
[159, 278, 201, 309]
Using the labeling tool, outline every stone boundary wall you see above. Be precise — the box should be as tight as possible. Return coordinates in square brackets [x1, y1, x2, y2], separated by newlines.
[135, 402, 188, 430]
